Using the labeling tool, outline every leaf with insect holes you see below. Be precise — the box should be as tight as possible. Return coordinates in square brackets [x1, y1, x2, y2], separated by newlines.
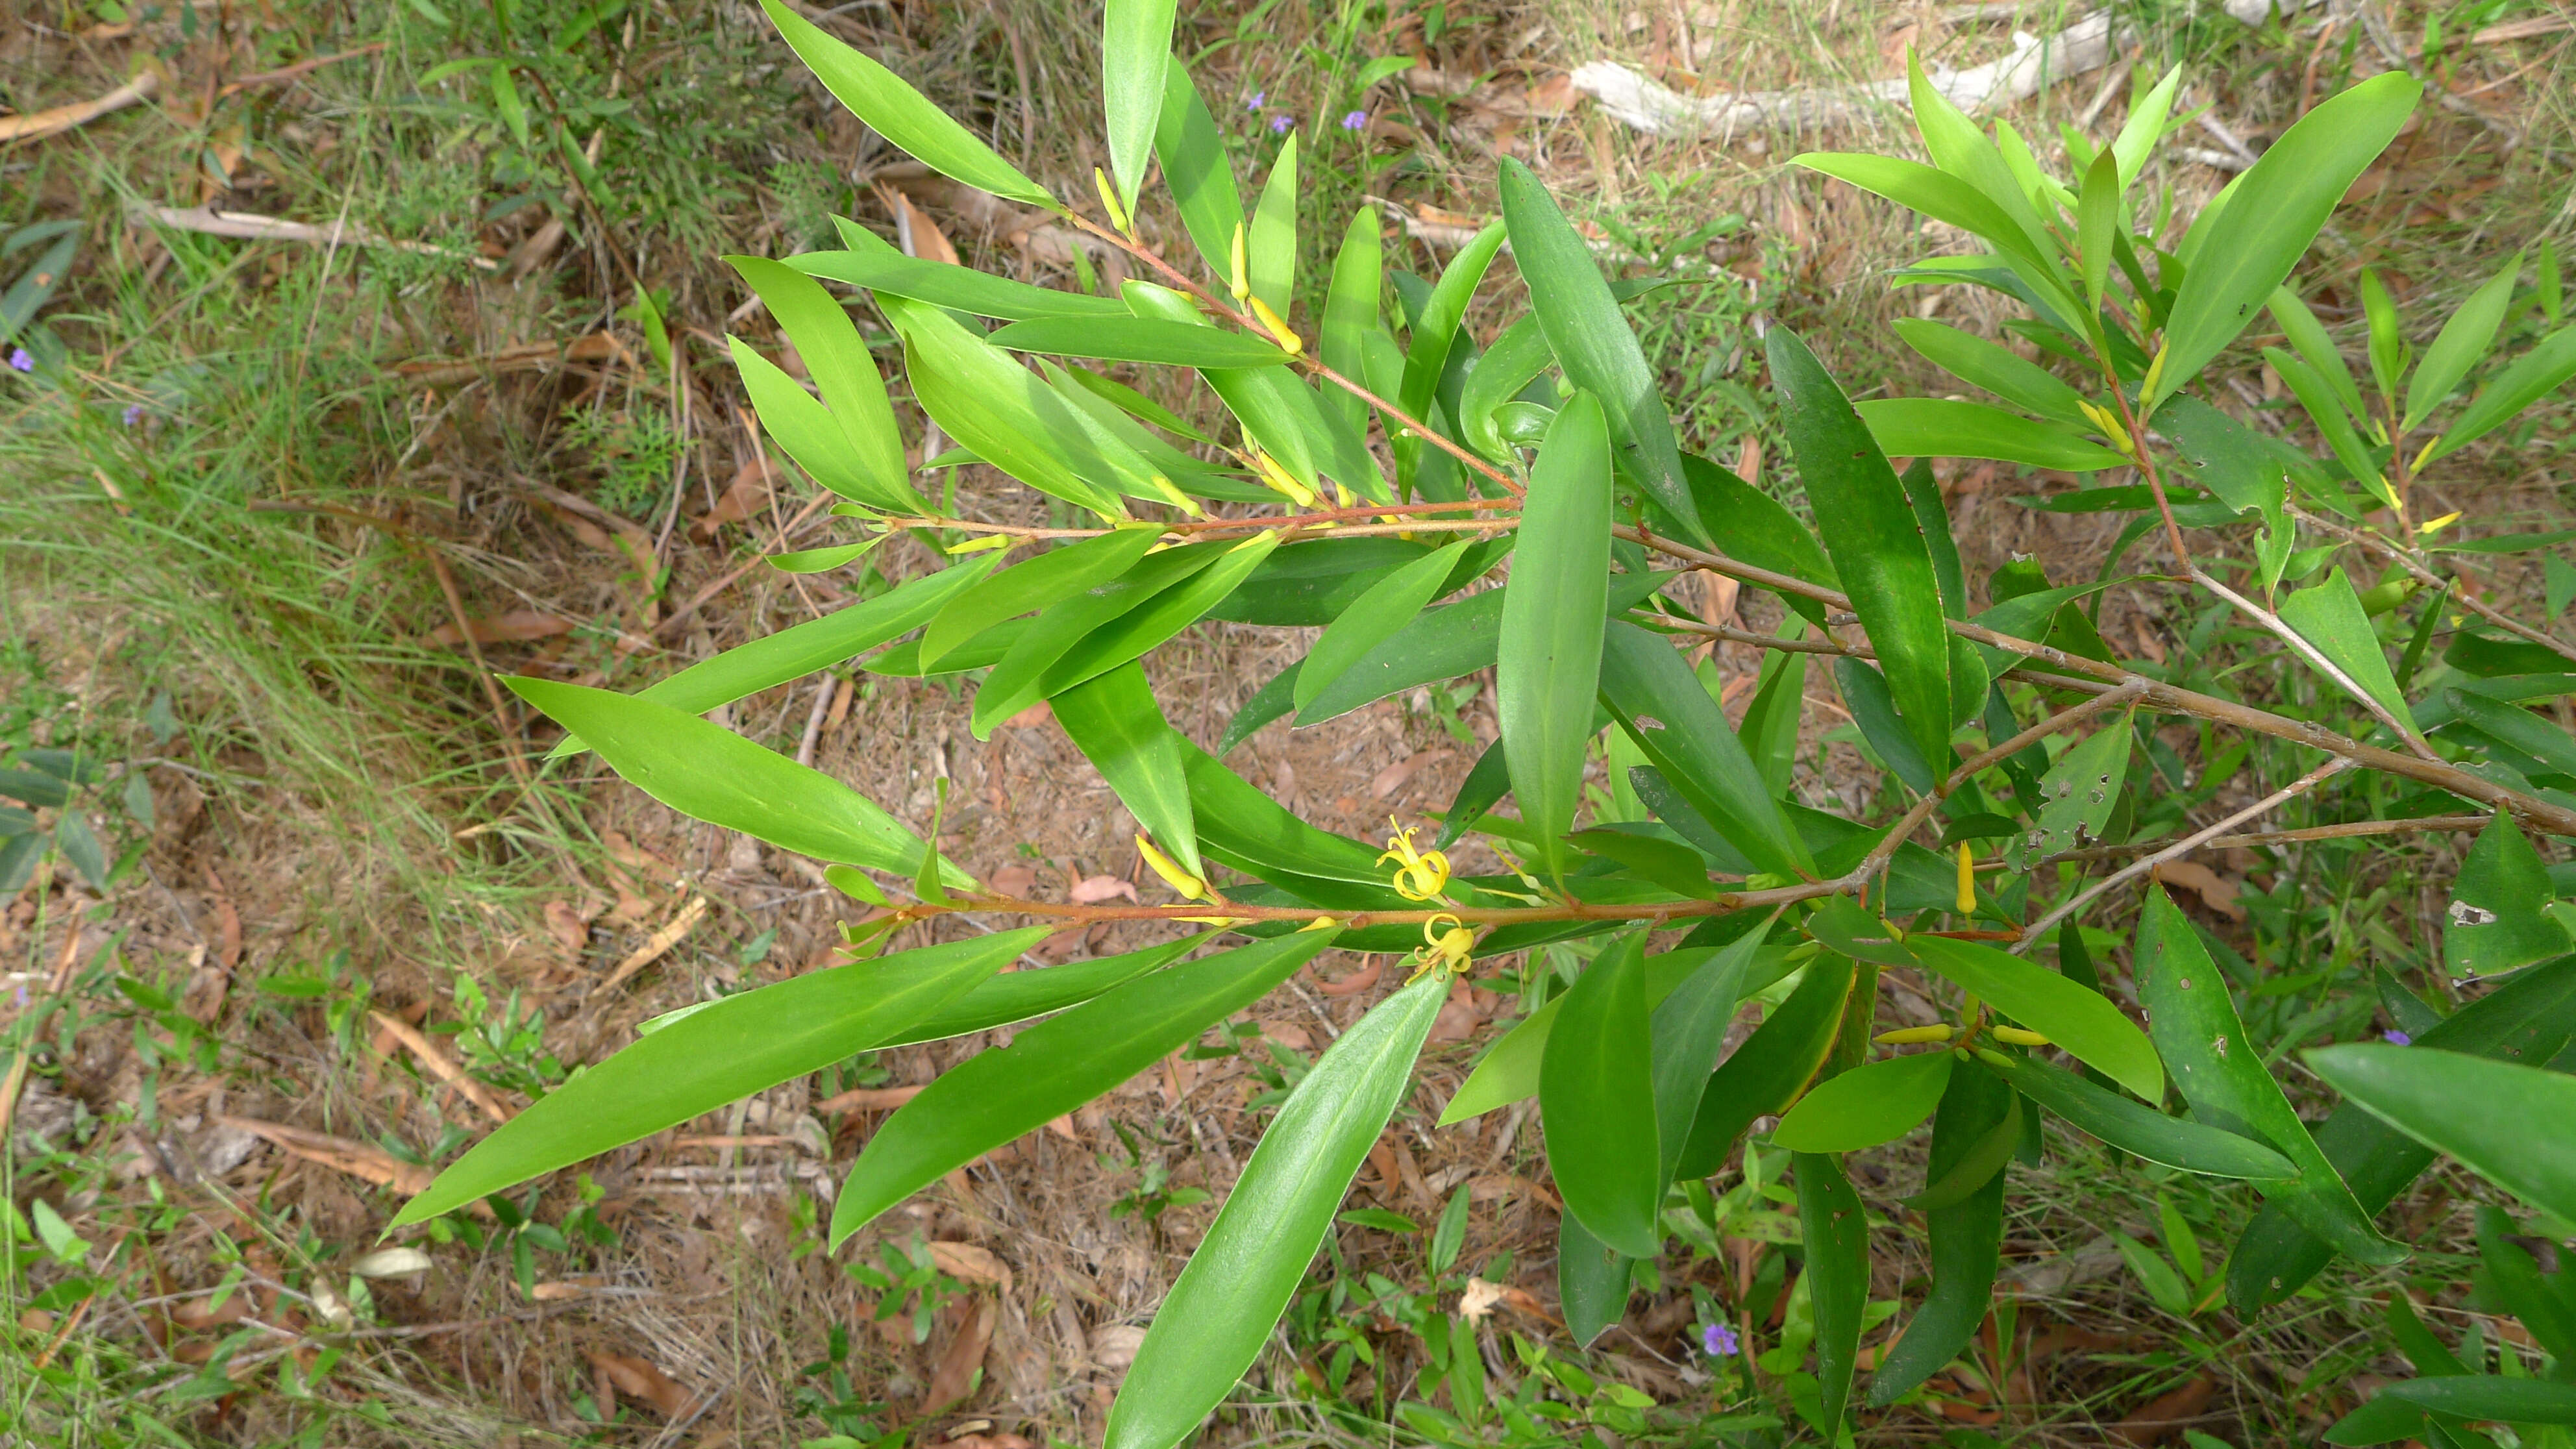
[1798, 1152, 1870, 1441]
[2009, 709, 2131, 867]
[2443, 811, 2567, 979]
[1498, 393, 1612, 876]
[1541, 933, 1663, 1257]
[757, 0, 1053, 208]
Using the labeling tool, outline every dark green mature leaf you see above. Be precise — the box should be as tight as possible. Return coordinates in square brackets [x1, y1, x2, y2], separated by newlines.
[1890, 318, 2088, 423]
[2444, 812, 2565, 978]
[512, 680, 956, 883]
[1558, 1214, 1631, 1348]
[2424, 326, 2576, 464]
[2138, 889, 2407, 1267]
[882, 297, 1127, 520]
[2328, 1379, 2576, 1444]
[1219, 662, 1299, 754]
[1772, 1050, 1952, 1152]
[1053, 662, 1201, 881]
[988, 316, 1290, 368]
[1909, 935, 2162, 1101]
[1973, 1050, 2294, 1178]
[1796, 1152, 1870, 1441]
[1101, 0, 1177, 214]
[1870, 1063, 2011, 1405]
[1599, 622, 1813, 878]
[1441, 945, 1737, 1124]
[1905, 1087, 2020, 1210]
[2278, 567, 2415, 729]
[1498, 160, 1703, 545]
[1121, 280, 1381, 501]
[1674, 954, 1854, 1178]
[2403, 251, 2524, 432]
[2232, 954, 2576, 1310]
[2155, 71, 2420, 412]
[1179, 741, 1387, 886]
[1740, 643, 1809, 797]
[835, 930, 1332, 1242]
[394, 928, 1043, 1228]
[1835, 656, 1938, 795]
[924, 528, 1161, 667]
[1768, 327, 1952, 774]
[1296, 539, 1470, 712]
[1037, 533, 1283, 713]
[0, 834, 43, 896]
[1648, 920, 1776, 1183]
[799, 227, 1127, 319]
[1857, 399, 2127, 471]
[871, 935, 1206, 1048]
[1679, 454, 1837, 626]
[757, 0, 1054, 208]
[1106, 969, 1444, 1449]
[1500, 394, 1612, 876]
[1542, 933, 1663, 1257]
[1460, 317, 1553, 459]
[2445, 689, 2576, 782]
[0, 228, 79, 351]
[1211, 536, 1489, 626]
[2478, 1204, 2576, 1363]
[1322, 209, 1384, 438]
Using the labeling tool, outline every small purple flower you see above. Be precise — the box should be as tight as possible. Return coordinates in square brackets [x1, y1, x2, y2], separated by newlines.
[1243, 91, 1265, 110]
[6, 347, 30, 373]
[1269, 114, 1293, 134]
[1341, 110, 1369, 131]
[1700, 1321, 1740, 1357]
[2383, 1030, 2412, 1046]
[123, 402, 144, 427]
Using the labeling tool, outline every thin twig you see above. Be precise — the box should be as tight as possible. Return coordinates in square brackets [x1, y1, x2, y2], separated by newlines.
[2190, 562, 2441, 761]
[0, 926, 88, 1142]
[2034, 812, 2490, 865]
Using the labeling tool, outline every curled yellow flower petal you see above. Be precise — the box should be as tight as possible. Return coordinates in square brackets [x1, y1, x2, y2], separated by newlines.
[1377, 822, 1451, 901]
[1990, 1026, 2052, 1047]
[1876, 1024, 1957, 1045]
[1135, 833, 1206, 902]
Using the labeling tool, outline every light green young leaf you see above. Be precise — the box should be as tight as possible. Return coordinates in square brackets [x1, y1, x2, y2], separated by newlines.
[923, 528, 1161, 667]
[1889, 317, 2088, 423]
[1498, 393, 1613, 876]
[1772, 1050, 1952, 1152]
[2268, 284, 2370, 421]
[986, 316, 1290, 368]
[1037, 531, 1282, 704]
[393, 928, 1043, 1228]
[2422, 326, 2576, 465]
[1909, 935, 2162, 1102]
[1856, 398, 2127, 471]
[1248, 132, 1298, 317]
[1101, 0, 1178, 216]
[1792, 151, 2075, 316]
[800, 224, 1127, 318]
[1296, 539, 1470, 712]
[2077, 148, 2121, 312]
[1151, 61, 1246, 281]
[2442, 811, 2564, 979]
[1104, 969, 1444, 1449]
[2310, 1042, 2576, 1235]
[2403, 252, 2525, 432]
[2264, 347, 2397, 511]
[1906, 50, 2055, 263]
[1540, 933, 1663, 1257]
[882, 296, 1128, 519]
[1459, 316, 1554, 458]
[730, 338, 921, 514]
[2157, 72, 2420, 412]
[1400, 219, 1507, 421]
[2277, 566, 2416, 731]
[1321, 209, 1383, 438]
[2360, 268, 2405, 404]
[2109, 64, 2183, 186]
[730, 255, 915, 509]
[968, 540, 1224, 737]
[834, 930, 1332, 1243]
[757, 0, 1054, 209]
[1052, 661, 1202, 881]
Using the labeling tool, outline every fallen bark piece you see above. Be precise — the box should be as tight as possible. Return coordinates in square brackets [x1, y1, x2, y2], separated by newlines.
[599, 895, 710, 993]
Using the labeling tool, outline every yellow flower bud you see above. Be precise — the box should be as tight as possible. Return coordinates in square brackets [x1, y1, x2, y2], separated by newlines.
[2418, 510, 2461, 537]
[2410, 438, 2441, 477]
[1990, 1026, 2052, 1047]
[1297, 915, 1341, 932]
[2141, 344, 2168, 408]
[1875, 1024, 1957, 1045]
[1956, 842, 1977, 915]
[1229, 222, 1250, 305]
[2078, 400, 2135, 456]
[1092, 167, 1132, 235]
[945, 533, 1014, 554]
[1251, 451, 1317, 508]
[1135, 833, 1206, 902]
[1247, 295, 1304, 355]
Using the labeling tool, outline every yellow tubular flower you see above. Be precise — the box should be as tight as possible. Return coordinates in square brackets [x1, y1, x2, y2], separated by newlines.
[1252, 451, 1317, 508]
[1990, 1026, 2052, 1047]
[1247, 295, 1305, 355]
[1135, 833, 1206, 902]
[2078, 400, 2135, 456]
[2412, 439, 2442, 477]
[1876, 1024, 1957, 1045]
[1229, 222, 1251, 304]
[2418, 510, 2462, 537]
[1092, 167, 1131, 234]
[1378, 821, 1452, 902]
[1145, 473, 1203, 516]
[1956, 843, 1977, 915]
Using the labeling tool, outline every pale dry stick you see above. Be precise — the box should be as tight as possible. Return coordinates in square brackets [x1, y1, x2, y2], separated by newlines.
[0, 68, 159, 143]
[368, 1011, 514, 1125]
[2035, 812, 2490, 865]
[794, 675, 837, 767]
[2287, 503, 2576, 667]
[0, 926, 88, 1141]
[2190, 561, 2442, 762]
[2018, 756, 2357, 950]
[598, 895, 712, 993]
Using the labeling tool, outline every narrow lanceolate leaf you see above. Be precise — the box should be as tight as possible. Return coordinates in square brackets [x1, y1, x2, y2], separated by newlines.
[1557, 1213, 1632, 1348]
[795, 229, 1128, 319]
[1105, 969, 1445, 1449]
[393, 929, 1043, 1228]
[2423, 325, 2576, 464]
[875, 935, 1205, 1048]
[1461, 317, 1554, 459]
[2155, 72, 2420, 412]
[1402, 219, 1508, 421]
[1151, 62, 1246, 280]
[730, 256, 917, 510]
[969, 541, 1225, 737]
[1908, 935, 2162, 1102]
[1856, 399, 2127, 471]
[1792, 152, 2074, 316]
[1870, 1063, 2011, 1406]
[1497, 160, 1703, 545]
[1541, 934, 1663, 1257]
[757, 0, 1054, 209]
[2138, 889, 2409, 1269]
[2277, 566, 2416, 732]
[2329, 1380, 2576, 1445]
[1440, 947, 1733, 1124]
[1038, 530, 1282, 703]
[1499, 393, 1613, 876]
[923, 528, 1161, 667]
[1052, 662, 1201, 881]
[510, 679, 956, 883]
[1598, 622, 1814, 878]
[1974, 1050, 2294, 1178]
[1889, 318, 2088, 423]
[2444, 810, 2564, 979]
[1770, 327, 1951, 774]
[1796, 1152, 1870, 1441]
[2268, 285, 2370, 421]
[1296, 539, 1470, 712]
[1248, 132, 1298, 317]
[882, 297, 1127, 520]
[2311, 1043, 2576, 1228]
[835, 931, 1333, 1243]
[1674, 954, 1855, 1178]
[1648, 920, 1777, 1185]
[2077, 148, 2120, 312]
[2009, 710, 2131, 867]
[732, 338, 919, 514]
[2403, 251, 2524, 433]
[1321, 209, 1384, 437]
[1772, 1050, 1952, 1152]
[987, 316, 1290, 369]
[1101, 0, 1178, 216]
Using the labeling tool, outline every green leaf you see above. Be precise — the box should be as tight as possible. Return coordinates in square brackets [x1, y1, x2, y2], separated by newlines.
[1679, 454, 1838, 626]
[510, 679, 957, 883]
[834, 931, 1333, 1243]
[2277, 566, 2416, 730]
[1649, 919, 1777, 1183]
[1105, 969, 1445, 1449]
[1052, 662, 1201, 882]
[2360, 268, 2405, 404]
[873, 934, 1204, 1048]
[1498, 160, 1703, 546]
[2446, 687, 2576, 784]
[1101, 0, 1176, 215]
[2077, 148, 2120, 312]
[769, 541, 880, 574]
[1792, 151, 2073, 315]
[1120, 281, 1379, 501]
[730, 337, 921, 514]
[2155, 72, 2420, 412]
[2268, 284, 2370, 421]
[1672, 955, 1854, 1179]
[1541, 933, 1663, 1257]
[1795, 1152, 1869, 1441]
[2443, 811, 2564, 978]
[1889, 318, 2088, 424]
[1768, 327, 1951, 774]
[2109, 64, 2183, 186]
[1557, 1213, 1631, 1348]
[2159, 394, 2293, 589]
[756, 0, 1054, 209]
[987, 316, 1290, 369]
[1150, 61, 1246, 282]
[923, 528, 1161, 667]
[2138, 889, 2407, 1266]
[1429, 1182, 1471, 1273]
[2112, 1230, 2194, 1316]
[1599, 623, 1813, 878]
[1869, 1063, 2010, 1406]
[2266, 348, 2397, 510]
[1459, 317, 1553, 460]
[393, 928, 1041, 1228]
[1402, 220, 1508, 421]
[2330, 1380, 2576, 1444]
[1772, 1050, 1951, 1152]
[1909, 935, 2161, 1101]
[1248, 132, 1298, 317]
[1739, 640, 1809, 798]
[1321, 209, 1384, 438]
[2406, 253, 2525, 432]
[53, 813, 106, 891]
[730, 254, 914, 507]
[1296, 539, 1470, 712]
[1905, 50, 2055, 262]
[1036, 530, 1282, 708]
[2007, 708, 2131, 867]
[882, 296, 1127, 520]
[1972, 1049, 2295, 1178]
[1834, 656, 1937, 796]
[968, 541, 1224, 736]
[1180, 741, 1388, 886]
[1499, 393, 1613, 876]
[2321, 1042, 2576, 1230]
[1857, 399, 2127, 471]
[1440, 945, 1737, 1124]
[797, 229, 1127, 319]
[2423, 325, 2576, 464]
[0, 767, 68, 810]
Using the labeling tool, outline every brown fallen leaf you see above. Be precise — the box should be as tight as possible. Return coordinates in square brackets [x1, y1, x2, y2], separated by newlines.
[988, 863, 1037, 898]
[998, 700, 1053, 730]
[876, 183, 961, 267]
[692, 459, 772, 539]
[924, 1296, 997, 1412]
[2149, 860, 2244, 921]
[541, 900, 589, 954]
[815, 1084, 926, 1114]
[2108, 1372, 2215, 1446]
[600, 894, 711, 993]
[1317, 959, 1384, 997]
[205, 867, 244, 969]
[928, 1242, 1014, 1292]
[589, 1351, 700, 1417]
[217, 1115, 443, 1198]
[1371, 749, 1454, 800]
[369, 1011, 514, 1124]
[395, 332, 623, 386]
[1069, 875, 1139, 906]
